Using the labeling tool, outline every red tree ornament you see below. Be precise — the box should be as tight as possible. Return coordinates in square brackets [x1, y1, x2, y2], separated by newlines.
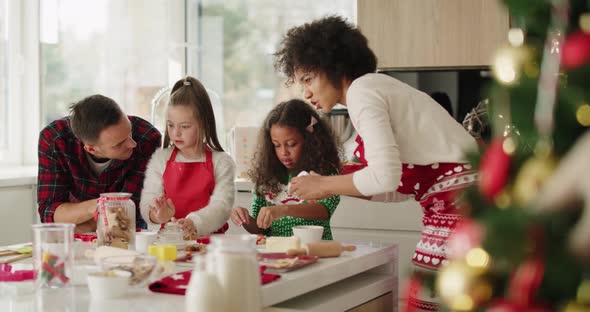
[479, 139, 511, 200]
[562, 30, 590, 69]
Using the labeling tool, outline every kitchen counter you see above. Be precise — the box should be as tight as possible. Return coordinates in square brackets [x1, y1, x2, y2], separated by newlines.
[0, 243, 398, 312]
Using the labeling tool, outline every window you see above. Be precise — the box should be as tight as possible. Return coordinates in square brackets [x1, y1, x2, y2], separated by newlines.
[0, 1, 356, 167]
[0, 0, 29, 166]
[40, 0, 185, 126]
[0, 0, 7, 150]
[186, 0, 356, 147]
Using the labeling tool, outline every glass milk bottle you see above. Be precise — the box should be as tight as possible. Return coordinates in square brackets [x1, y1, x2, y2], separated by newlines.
[206, 235, 262, 312]
[96, 192, 136, 249]
[185, 255, 224, 312]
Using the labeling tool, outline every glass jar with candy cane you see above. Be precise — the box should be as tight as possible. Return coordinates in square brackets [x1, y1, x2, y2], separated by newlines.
[96, 192, 136, 250]
[32, 223, 75, 288]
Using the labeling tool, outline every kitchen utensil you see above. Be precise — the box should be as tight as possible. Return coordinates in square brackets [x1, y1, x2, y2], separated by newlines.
[286, 241, 356, 258]
[0, 246, 33, 264]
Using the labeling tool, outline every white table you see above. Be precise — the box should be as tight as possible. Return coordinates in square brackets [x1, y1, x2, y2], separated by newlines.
[0, 243, 398, 312]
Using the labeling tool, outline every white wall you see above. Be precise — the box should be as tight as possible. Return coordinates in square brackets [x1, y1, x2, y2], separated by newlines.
[0, 185, 37, 245]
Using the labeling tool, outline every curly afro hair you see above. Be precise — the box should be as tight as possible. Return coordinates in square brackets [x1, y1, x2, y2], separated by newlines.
[274, 15, 377, 88]
[249, 99, 341, 196]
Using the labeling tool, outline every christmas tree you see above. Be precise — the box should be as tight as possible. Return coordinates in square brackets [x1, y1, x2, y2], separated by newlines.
[411, 0, 590, 311]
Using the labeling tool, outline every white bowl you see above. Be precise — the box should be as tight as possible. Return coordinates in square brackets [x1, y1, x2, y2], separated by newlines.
[292, 225, 324, 245]
[71, 264, 101, 286]
[87, 271, 130, 299]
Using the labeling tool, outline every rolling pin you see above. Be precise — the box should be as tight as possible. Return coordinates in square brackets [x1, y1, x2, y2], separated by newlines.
[286, 241, 356, 258]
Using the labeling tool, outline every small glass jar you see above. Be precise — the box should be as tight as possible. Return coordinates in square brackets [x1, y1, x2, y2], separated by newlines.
[206, 234, 261, 312]
[32, 223, 75, 289]
[96, 193, 136, 250]
[158, 222, 183, 244]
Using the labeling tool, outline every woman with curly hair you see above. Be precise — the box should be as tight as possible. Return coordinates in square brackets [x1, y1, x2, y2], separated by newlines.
[230, 99, 341, 239]
[276, 16, 478, 311]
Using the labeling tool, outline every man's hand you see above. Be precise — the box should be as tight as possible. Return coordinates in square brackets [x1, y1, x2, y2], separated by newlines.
[74, 218, 97, 234]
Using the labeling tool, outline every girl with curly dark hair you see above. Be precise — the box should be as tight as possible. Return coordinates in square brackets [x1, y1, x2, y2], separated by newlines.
[230, 99, 341, 239]
[275, 15, 479, 310]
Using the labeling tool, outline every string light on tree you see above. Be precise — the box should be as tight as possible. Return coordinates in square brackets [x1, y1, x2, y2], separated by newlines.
[508, 28, 525, 47]
[492, 46, 535, 85]
[436, 261, 493, 311]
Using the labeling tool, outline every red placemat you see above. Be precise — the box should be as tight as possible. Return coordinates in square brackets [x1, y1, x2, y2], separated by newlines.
[149, 266, 280, 295]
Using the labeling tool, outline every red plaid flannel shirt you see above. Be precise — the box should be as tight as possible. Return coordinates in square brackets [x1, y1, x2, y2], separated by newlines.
[37, 116, 162, 228]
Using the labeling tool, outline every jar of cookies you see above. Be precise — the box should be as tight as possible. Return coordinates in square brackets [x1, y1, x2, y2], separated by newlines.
[96, 193, 136, 250]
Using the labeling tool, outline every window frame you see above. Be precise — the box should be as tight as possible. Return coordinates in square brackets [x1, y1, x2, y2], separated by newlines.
[0, 0, 39, 168]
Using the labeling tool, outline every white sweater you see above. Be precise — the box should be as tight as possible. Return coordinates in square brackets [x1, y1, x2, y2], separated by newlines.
[347, 73, 477, 197]
[140, 148, 235, 235]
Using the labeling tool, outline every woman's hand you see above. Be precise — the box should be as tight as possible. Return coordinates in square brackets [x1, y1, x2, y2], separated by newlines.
[231, 207, 251, 226]
[256, 206, 288, 229]
[290, 171, 332, 200]
[149, 194, 176, 224]
[176, 218, 197, 240]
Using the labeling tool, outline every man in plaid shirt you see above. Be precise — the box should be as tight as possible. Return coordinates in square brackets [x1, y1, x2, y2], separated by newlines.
[37, 94, 162, 233]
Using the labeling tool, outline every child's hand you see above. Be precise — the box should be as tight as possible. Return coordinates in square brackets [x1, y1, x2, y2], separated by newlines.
[148, 195, 176, 224]
[176, 218, 197, 240]
[231, 207, 251, 226]
[256, 206, 287, 229]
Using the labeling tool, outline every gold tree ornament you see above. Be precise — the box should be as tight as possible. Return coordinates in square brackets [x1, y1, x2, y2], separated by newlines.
[562, 302, 590, 312]
[513, 154, 557, 207]
[575, 104, 590, 126]
[580, 13, 590, 33]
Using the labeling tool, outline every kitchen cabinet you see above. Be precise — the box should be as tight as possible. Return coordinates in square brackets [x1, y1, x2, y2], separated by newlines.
[357, 0, 510, 69]
[347, 292, 394, 312]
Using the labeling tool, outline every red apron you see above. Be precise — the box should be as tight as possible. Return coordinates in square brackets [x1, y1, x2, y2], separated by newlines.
[354, 135, 477, 311]
[163, 148, 228, 234]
